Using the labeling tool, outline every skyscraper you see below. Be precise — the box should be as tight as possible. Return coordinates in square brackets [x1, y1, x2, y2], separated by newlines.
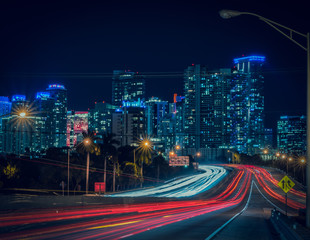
[173, 94, 186, 149]
[112, 100, 146, 146]
[145, 97, 168, 137]
[184, 65, 230, 150]
[34, 91, 54, 150]
[88, 101, 117, 135]
[1, 95, 31, 154]
[46, 84, 68, 148]
[0, 96, 12, 118]
[0, 97, 12, 152]
[230, 56, 265, 154]
[112, 70, 145, 107]
[277, 116, 306, 155]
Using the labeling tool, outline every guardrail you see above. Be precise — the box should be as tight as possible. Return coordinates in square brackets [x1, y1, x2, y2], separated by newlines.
[270, 209, 305, 240]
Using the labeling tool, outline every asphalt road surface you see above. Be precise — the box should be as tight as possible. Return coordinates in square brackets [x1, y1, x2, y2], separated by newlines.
[0, 165, 306, 240]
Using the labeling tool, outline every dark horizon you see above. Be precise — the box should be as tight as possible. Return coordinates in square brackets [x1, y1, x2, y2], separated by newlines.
[1, 1, 310, 131]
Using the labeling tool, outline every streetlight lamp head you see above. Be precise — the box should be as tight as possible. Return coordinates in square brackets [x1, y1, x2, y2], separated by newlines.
[84, 138, 91, 145]
[219, 9, 242, 19]
[19, 112, 26, 117]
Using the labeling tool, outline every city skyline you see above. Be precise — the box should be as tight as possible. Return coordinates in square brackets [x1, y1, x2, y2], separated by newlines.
[2, 55, 305, 156]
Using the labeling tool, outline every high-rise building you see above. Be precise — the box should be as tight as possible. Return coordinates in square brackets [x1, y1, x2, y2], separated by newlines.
[88, 101, 117, 135]
[46, 84, 68, 147]
[145, 97, 168, 137]
[0, 96, 12, 118]
[229, 56, 265, 154]
[1, 85, 68, 153]
[112, 100, 146, 146]
[184, 65, 230, 150]
[173, 94, 186, 149]
[67, 111, 88, 147]
[34, 91, 54, 150]
[112, 70, 145, 107]
[0, 97, 12, 152]
[1, 95, 32, 154]
[277, 116, 306, 155]
[264, 128, 273, 148]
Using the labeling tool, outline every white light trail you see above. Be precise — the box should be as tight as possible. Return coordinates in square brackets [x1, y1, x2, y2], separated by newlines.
[106, 165, 227, 198]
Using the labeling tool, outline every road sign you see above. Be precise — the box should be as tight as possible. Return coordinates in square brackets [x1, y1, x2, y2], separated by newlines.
[278, 175, 295, 193]
[95, 182, 105, 194]
[169, 156, 189, 167]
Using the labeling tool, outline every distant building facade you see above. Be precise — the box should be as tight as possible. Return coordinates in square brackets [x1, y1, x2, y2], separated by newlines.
[277, 116, 306, 155]
[145, 97, 168, 137]
[184, 65, 230, 150]
[229, 56, 265, 154]
[0, 96, 12, 152]
[112, 70, 145, 107]
[46, 84, 68, 148]
[112, 100, 146, 146]
[88, 101, 117, 135]
[1, 95, 35, 154]
[67, 111, 88, 147]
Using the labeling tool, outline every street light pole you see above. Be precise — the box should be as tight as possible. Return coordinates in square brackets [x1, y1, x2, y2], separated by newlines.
[219, 9, 310, 228]
[307, 33, 310, 229]
[67, 148, 70, 196]
[86, 151, 90, 194]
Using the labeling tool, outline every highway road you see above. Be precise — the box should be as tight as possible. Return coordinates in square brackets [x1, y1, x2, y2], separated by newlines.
[107, 165, 227, 198]
[0, 165, 306, 240]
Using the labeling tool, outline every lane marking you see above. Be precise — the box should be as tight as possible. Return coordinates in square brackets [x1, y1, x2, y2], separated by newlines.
[205, 180, 253, 240]
[120, 234, 133, 238]
[253, 181, 286, 215]
[88, 220, 141, 230]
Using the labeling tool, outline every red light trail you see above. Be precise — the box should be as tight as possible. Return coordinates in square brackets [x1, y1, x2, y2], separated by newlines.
[0, 165, 305, 240]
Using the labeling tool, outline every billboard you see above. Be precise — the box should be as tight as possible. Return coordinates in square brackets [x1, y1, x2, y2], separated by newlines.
[169, 156, 189, 167]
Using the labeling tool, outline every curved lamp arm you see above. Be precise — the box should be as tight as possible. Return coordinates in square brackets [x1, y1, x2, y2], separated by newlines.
[219, 9, 307, 51]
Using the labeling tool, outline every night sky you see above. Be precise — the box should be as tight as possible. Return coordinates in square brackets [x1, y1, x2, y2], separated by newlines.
[1, 1, 310, 131]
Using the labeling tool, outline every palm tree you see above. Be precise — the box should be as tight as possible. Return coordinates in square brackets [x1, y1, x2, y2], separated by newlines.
[125, 149, 140, 188]
[99, 133, 119, 193]
[77, 130, 99, 194]
[152, 154, 167, 183]
[136, 139, 152, 188]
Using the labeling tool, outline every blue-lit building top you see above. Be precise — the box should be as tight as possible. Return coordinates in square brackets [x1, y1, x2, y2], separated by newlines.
[122, 99, 146, 108]
[234, 55, 265, 74]
[47, 84, 66, 90]
[36, 92, 51, 99]
[12, 95, 26, 102]
[233, 56, 265, 64]
[0, 97, 12, 116]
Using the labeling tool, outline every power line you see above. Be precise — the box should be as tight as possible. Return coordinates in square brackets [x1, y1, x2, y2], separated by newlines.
[2, 67, 306, 79]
